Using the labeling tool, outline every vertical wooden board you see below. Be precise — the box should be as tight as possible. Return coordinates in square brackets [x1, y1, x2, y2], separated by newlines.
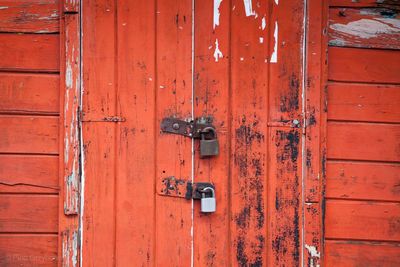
[114, 1, 156, 265]
[193, 0, 230, 266]
[328, 47, 400, 83]
[81, 124, 116, 267]
[326, 161, 400, 202]
[0, 116, 59, 154]
[328, 83, 400, 123]
[0, 34, 59, 71]
[268, 128, 302, 267]
[0, 195, 58, 233]
[155, 0, 192, 265]
[325, 200, 400, 241]
[328, 8, 400, 49]
[81, 1, 117, 266]
[327, 122, 400, 162]
[0, 0, 59, 33]
[325, 240, 400, 267]
[267, 1, 304, 266]
[229, 1, 269, 265]
[304, 203, 322, 267]
[0, 235, 58, 266]
[0, 155, 59, 193]
[0, 73, 59, 114]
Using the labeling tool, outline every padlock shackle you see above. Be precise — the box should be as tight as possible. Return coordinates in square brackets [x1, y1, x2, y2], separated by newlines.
[201, 126, 217, 139]
[201, 187, 215, 197]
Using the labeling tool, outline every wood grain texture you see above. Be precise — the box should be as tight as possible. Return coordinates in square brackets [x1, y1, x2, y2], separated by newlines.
[329, 0, 400, 8]
[0, 73, 59, 114]
[327, 122, 400, 162]
[0, 115, 59, 154]
[114, 0, 155, 265]
[327, 161, 400, 201]
[0, 155, 59, 193]
[0, 0, 59, 33]
[0, 234, 58, 266]
[329, 8, 400, 49]
[328, 47, 400, 83]
[325, 200, 400, 241]
[0, 34, 59, 72]
[325, 240, 400, 267]
[328, 83, 400, 123]
[0, 195, 58, 233]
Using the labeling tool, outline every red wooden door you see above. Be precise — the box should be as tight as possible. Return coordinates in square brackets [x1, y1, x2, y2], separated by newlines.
[81, 1, 321, 266]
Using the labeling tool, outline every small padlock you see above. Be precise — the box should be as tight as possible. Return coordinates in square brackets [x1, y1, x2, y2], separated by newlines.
[200, 127, 219, 158]
[200, 187, 216, 213]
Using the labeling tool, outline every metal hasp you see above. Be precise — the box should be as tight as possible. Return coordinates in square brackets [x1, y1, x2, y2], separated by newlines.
[185, 182, 216, 213]
[161, 117, 219, 157]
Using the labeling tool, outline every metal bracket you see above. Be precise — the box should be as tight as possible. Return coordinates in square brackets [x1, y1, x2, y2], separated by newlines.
[158, 177, 214, 200]
[160, 117, 216, 139]
[185, 182, 215, 200]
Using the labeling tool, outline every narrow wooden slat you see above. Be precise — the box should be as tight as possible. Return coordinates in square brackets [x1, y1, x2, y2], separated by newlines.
[0, 34, 59, 72]
[155, 0, 192, 265]
[0, 116, 59, 154]
[327, 161, 400, 201]
[114, 0, 155, 265]
[329, 8, 400, 49]
[327, 122, 400, 162]
[330, 0, 400, 7]
[0, 0, 59, 33]
[0, 234, 58, 266]
[0, 195, 58, 232]
[325, 240, 400, 267]
[0, 73, 59, 114]
[193, 0, 230, 265]
[0, 155, 58, 193]
[328, 83, 400, 123]
[328, 47, 400, 83]
[325, 200, 400, 241]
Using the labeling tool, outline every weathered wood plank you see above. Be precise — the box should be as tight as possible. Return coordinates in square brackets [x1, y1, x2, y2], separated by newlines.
[0, 115, 59, 154]
[328, 83, 400, 123]
[327, 122, 400, 162]
[329, 8, 400, 49]
[328, 47, 400, 83]
[0, 195, 58, 232]
[325, 240, 400, 267]
[0, 234, 58, 266]
[0, 155, 59, 193]
[0, 73, 59, 114]
[330, 0, 400, 8]
[0, 34, 59, 71]
[0, 0, 59, 33]
[325, 200, 400, 241]
[326, 161, 400, 202]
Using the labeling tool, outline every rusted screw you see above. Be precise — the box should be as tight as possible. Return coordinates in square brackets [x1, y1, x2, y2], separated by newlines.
[172, 123, 180, 130]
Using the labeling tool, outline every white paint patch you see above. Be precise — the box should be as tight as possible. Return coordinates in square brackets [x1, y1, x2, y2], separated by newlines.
[213, 39, 223, 62]
[259, 37, 264, 43]
[213, 0, 223, 29]
[66, 64, 73, 89]
[330, 19, 400, 39]
[375, 18, 400, 29]
[305, 244, 321, 267]
[0, 6, 9, 9]
[275, 0, 279, 4]
[261, 17, 266, 30]
[243, 0, 256, 17]
[270, 21, 278, 63]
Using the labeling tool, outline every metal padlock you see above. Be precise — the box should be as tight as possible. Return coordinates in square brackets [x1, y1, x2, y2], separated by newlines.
[201, 187, 216, 213]
[200, 127, 219, 158]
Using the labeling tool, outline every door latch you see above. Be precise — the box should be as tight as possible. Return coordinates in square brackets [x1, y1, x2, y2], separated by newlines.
[161, 117, 219, 157]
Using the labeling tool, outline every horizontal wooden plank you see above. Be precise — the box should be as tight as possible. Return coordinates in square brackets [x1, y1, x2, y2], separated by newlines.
[329, 0, 400, 8]
[328, 82, 400, 123]
[325, 200, 400, 241]
[0, 34, 59, 71]
[0, 195, 58, 232]
[327, 122, 400, 162]
[0, 155, 59, 193]
[328, 47, 400, 83]
[325, 240, 400, 267]
[329, 8, 400, 49]
[0, 234, 58, 266]
[0, 0, 59, 33]
[326, 161, 400, 201]
[0, 116, 59, 154]
[0, 73, 59, 114]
